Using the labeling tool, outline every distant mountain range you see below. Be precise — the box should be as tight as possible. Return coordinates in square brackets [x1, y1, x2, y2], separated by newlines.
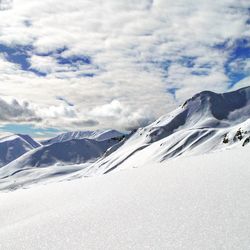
[40, 129, 124, 145]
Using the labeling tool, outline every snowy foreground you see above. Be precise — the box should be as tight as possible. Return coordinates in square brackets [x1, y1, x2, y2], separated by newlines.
[1, 146, 250, 250]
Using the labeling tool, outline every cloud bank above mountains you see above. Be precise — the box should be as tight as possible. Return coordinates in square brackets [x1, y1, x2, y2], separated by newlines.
[0, 0, 249, 135]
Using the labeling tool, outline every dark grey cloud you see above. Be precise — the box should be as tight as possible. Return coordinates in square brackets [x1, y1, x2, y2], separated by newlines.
[0, 97, 42, 122]
[72, 119, 99, 127]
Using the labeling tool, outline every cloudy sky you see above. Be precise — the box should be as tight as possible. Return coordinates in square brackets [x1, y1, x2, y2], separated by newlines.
[0, 0, 249, 138]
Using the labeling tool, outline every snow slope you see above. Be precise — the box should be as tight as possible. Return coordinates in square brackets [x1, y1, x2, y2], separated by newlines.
[0, 145, 249, 250]
[41, 129, 124, 145]
[0, 134, 40, 167]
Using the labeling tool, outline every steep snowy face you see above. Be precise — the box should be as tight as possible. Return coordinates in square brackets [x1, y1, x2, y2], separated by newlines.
[0, 134, 40, 167]
[183, 86, 250, 122]
[41, 129, 124, 145]
[145, 87, 250, 149]
[140, 86, 250, 144]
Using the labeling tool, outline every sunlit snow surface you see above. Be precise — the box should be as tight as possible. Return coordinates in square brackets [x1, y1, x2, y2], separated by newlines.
[0, 146, 249, 250]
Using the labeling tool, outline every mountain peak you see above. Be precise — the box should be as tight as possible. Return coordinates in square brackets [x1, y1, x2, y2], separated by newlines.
[182, 86, 250, 121]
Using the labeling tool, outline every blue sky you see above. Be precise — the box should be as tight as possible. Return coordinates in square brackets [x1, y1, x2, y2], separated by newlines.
[0, 0, 249, 138]
[0, 124, 62, 139]
[225, 39, 250, 87]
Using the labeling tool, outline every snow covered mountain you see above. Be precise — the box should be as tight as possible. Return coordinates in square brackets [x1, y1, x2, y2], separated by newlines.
[0, 134, 41, 167]
[79, 86, 250, 176]
[41, 129, 124, 145]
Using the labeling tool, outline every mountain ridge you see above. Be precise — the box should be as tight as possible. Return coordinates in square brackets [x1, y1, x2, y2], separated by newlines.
[41, 129, 124, 145]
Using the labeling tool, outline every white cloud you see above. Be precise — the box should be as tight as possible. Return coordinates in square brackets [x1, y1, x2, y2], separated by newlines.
[0, 131, 12, 138]
[231, 76, 250, 90]
[229, 58, 250, 74]
[0, 0, 13, 11]
[0, 0, 249, 132]
[29, 55, 59, 74]
[0, 54, 20, 72]
[89, 100, 154, 130]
